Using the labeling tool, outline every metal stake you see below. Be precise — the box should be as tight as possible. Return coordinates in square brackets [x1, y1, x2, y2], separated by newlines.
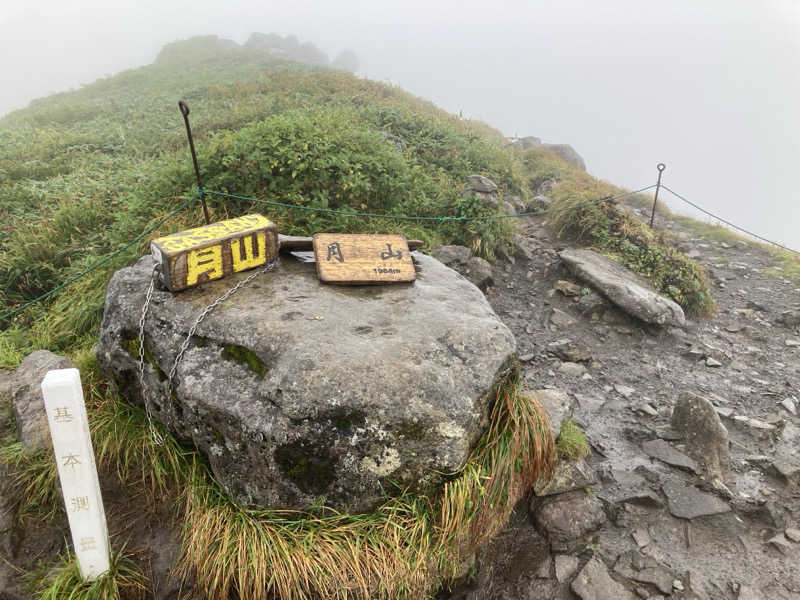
[178, 100, 210, 224]
[649, 163, 666, 228]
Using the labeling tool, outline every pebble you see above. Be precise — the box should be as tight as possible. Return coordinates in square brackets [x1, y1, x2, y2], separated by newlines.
[614, 384, 636, 399]
[673, 579, 684, 591]
[554, 554, 580, 582]
[785, 339, 800, 347]
[706, 357, 723, 367]
[780, 397, 797, 416]
[733, 416, 776, 430]
[784, 528, 800, 543]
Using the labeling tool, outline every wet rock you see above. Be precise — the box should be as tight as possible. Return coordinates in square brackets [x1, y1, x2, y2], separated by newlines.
[733, 416, 776, 431]
[464, 256, 494, 291]
[559, 249, 685, 327]
[614, 552, 674, 595]
[631, 528, 650, 548]
[784, 528, 800, 542]
[571, 556, 636, 600]
[577, 291, 608, 316]
[534, 389, 574, 439]
[661, 480, 731, 519]
[614, 384, 635, 399]
[554, 554, 580, 583]
[547, 339, 592, 362]
[780, 397, 797, 416]
[467, 174, 498, 194]
[597, 470, 663, 508]
[535, 554, 553, 579]
[432, 245, 472, 267]
[534, 458, 596, 496]
[705, 357, 723, 367]
[97, 254, 516, 512]
[10, 350, 75, 452]
[532, 490, 606, 552]
[549, 307, 576, 329]
[766, 533, 792, 554]
[554, 280, 582, 297]
[642, 439, 699, 473]
[776, 309, 800, 328]
[671, 392, 730, 481]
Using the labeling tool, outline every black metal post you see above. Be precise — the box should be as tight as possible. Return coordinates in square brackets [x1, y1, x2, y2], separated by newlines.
[649, 163, 666, 228]
[178, 100, 210, 224]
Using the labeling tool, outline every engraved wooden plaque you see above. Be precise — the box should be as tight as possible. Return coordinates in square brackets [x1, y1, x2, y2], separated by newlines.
[312, 233, 416, 285]
[150, 214, 278, 291]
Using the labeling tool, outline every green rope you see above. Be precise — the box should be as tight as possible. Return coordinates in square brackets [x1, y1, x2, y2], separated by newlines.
[0, 193, 201, 324]
[201, 184, 657, 222]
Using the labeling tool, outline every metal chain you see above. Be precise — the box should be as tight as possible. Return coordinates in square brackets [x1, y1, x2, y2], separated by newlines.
[167, 258, 280, 387]
[138, 264, 165, 445]
[138, 258, 279, 444]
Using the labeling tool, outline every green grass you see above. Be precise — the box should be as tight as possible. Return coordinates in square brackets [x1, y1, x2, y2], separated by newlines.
[556, 420, 589, 461]
[29, 545, 147, 600]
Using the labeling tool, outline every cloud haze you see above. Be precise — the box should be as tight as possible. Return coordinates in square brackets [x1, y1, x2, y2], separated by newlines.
[2, 0, 798, 248]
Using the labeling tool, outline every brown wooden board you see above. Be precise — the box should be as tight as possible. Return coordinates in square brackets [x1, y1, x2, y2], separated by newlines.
[150, 214, 278, 291]
[312, 233, 416, 285]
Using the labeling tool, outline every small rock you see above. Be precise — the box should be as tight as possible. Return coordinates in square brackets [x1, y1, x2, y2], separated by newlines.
[766, 533, 793, 554]
[547, 339, 592, 362]
[11, 350, 75, 452]
[706, 357, 723, 367]
[733, 416, 776, 430]
[549, 307, 577, 329]
[558, 362, 587, 377]
[632, 528, 651, 547]
[780, 397, 797, 416]
[614, 552, 674, 595]
[773, 422, 800, 485]
[577, 291, 608, 315]
[776, 310, 800, 328]
[535, 554, 553, 579]
[638, 403, 659, 417]
[642, 439, 699, 473]
[519, 353, 535, 362]
[673, 579, 684, 591]
[571, 557, 636, 600]
[614, 384, 636, 399]
[534, 459, 596, 496]
[738, 585, 765, 600]
[597, 469, 663, 508]
[554, 554, 580, 583]
[465, 256, 494, 291]
[784, 528, 800, 542]
[784, 339, 800, 347]
[533, 490, 607, 553]
[467, 174, 498, 193]
[662, 480, 731, 519]
[554, 280, 582, 297]
[534, 388, 575, 439]
[671, 392, 730, 482]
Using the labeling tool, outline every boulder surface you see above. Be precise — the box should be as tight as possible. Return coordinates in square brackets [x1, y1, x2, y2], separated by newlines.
[97, 253, 516, 512]
[559, 249, 686, 327]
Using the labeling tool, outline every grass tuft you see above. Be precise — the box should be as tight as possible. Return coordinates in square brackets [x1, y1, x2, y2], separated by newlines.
[556, 419, 589, 461]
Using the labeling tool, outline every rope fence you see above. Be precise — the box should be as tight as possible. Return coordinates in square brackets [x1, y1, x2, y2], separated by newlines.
[1, 179, 797, 324]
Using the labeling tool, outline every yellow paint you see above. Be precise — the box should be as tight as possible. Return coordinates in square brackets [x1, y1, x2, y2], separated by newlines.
[231, 232, 267, 272]
[186, 244, 223, 286]
[153, 214, 272, 254]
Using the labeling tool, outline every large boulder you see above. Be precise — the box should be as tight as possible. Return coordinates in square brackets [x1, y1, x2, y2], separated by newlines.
[542, 143, 586, 171]
[559, 249, 686, 327]
[10, 350, 75, 452]
[96, 253, 516, 513]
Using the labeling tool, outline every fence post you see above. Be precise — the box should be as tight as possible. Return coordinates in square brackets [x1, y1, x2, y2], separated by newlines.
[649, 163, 666, 228]
[178, 100, 211, 224]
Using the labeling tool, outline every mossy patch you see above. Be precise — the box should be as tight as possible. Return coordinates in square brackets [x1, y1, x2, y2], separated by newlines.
[220, 344, 266, 377]
[556, 419, 589, 461]
[122, 331, 165, 381]
[274, 439, 336, 495]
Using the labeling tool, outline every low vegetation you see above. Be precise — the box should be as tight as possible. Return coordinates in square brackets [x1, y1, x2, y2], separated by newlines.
[555, 419, 590, 461]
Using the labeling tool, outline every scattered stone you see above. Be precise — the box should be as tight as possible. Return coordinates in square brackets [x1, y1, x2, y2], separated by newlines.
[597, 469, 663, 508]
[547, 339, 592, 362]
[467, 174, 498, 193]
[571, 556, 636, 600]
[784, 528, 800, 543]
[784, 339, 800, 347]
[673, 579, 685, 591]
[715, 406, 735, 419]
[532, 490, 607, 553]
[549, 307, 577, 329]
[773, 422, 800, 486]
[559, 249, 685, 327]
[766, 533, 792, 554]
[732, 416, 776, 430]
[465, 256, 494, 291]
[780, 397, 797, 416]
[662, 480, 731, 519]
[535, 554, 553, 579]
[97, 254, 516, 513]
[706, 357, 723, 367]
[554, 280, 582, 296]
[632, 528, 651, 548]
[577, 291, 608, 315]
[642, 439, 699, 473]
[534, 458, 596, 496]
[738, 585, 765, 600]
[11, 350, 75, 452]
[671, 392, 730, 481]
[554, 554, 580, 583]
[614, 384, 635, 399]
[534, 389, 575, 439]
[558, 362, 587, 377]
[614, 552, 674, 595]
[519, 353, 535, 362]
[637, 403, 659, 417]
[776, 310, 800, 328]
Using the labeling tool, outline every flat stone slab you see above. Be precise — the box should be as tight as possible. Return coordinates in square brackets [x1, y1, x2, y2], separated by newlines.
[559, 249, 686, 327]
[571, 557, 636, 600]
[662, 480, 731, 519]
[97, 253, 516, 512]
[643, 439, 698, 473]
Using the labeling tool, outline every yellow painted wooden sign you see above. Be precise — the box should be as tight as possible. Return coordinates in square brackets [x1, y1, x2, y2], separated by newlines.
[151, 214, 278, 291]
[312, 233, 416, 285]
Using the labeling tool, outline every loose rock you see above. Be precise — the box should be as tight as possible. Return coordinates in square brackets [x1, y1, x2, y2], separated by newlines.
[559, 249, 685, 327]
[532, 490, 606, 552]
[549, 307, 577, 329]
[554, 280, 582, 297]
[661, 480, 731, 519]
[671, 392, 730, 481]
[467, 174, 498, 194]
[534, 458, 596, 496]
[554, 554, 580, 583]
[547, 339, 592, 362]
[642, 439, 699, 473]
[571, 556, 636, 600]
[534, 388, 574, 439]
[11, 350, 75, 452]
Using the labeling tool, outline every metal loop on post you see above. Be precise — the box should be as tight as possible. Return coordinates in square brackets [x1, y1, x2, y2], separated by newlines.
[178, 100, 210, 224]
[650, 163, 666, 228]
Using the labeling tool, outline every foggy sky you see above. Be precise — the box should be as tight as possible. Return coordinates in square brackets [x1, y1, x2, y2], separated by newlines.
[2, 1, 799, 251]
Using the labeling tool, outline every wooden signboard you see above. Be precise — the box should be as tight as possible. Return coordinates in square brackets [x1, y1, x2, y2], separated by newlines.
[151, 214, 278, 291]
[312, 233, 416, 285]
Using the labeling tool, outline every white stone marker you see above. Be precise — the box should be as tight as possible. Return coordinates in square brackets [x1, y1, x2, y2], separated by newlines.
[41, 368, 110, 580]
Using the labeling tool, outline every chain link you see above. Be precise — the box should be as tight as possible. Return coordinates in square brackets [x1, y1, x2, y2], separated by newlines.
[138, 258, 279, 444]
[138, 264, 165, 445]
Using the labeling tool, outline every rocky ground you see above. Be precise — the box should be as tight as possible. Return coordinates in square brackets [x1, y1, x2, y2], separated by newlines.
[440, 206, 800, 599]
